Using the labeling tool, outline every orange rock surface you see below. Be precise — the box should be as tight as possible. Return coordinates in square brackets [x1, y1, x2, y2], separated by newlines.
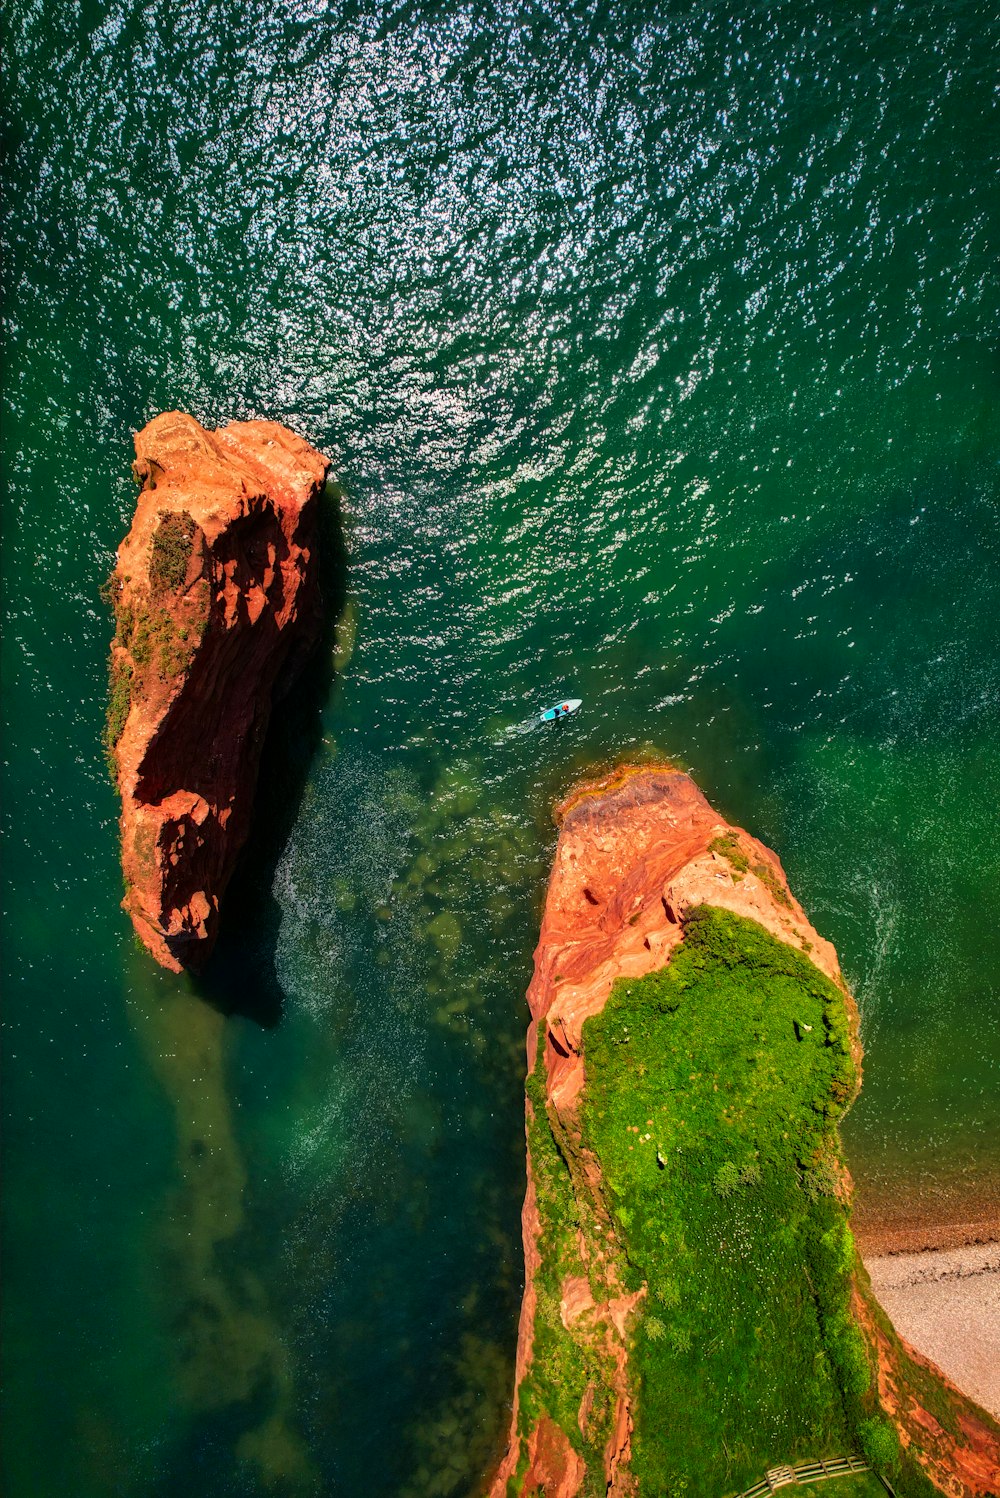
[518, 1417, 586, 1498]
[531, 764, 848, 1116]
[492, 764, 1000, 1497]
[106, 411, 328, 972]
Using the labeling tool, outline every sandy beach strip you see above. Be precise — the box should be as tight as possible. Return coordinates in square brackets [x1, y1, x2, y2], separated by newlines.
[861, 1238, 1000, 1420]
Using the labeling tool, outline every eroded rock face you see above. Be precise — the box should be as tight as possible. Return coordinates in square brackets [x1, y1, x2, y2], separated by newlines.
[528, 765, 849, 1117]
[106, 411, 328, 972]
[492, 765, 1000, 1498]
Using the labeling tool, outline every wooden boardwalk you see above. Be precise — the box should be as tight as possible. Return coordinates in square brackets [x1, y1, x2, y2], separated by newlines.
[732, 1453, 880, 1496]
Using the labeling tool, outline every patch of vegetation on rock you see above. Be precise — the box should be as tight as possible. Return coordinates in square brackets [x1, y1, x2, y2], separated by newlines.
[149, 511, 196, 592]
[104, 654, 134, 771]
[102, 549, 206, 778]
[514, 1025, 617, 1494]
[708, 831, 750, 875]
[709, 832, 792, 908]
[580, 906, 895, 1496]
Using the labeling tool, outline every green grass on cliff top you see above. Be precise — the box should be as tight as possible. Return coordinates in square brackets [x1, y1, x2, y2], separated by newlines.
[579, 907, 897, 1497]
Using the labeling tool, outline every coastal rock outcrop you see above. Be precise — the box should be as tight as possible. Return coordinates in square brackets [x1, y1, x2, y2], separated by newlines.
[105, 412, 328, 972]
[493, 765, 999, 1497]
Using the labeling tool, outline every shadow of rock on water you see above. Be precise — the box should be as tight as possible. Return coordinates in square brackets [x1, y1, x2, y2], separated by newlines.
[194, 478, 350, 1029]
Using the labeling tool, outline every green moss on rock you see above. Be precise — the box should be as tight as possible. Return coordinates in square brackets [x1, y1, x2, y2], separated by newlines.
[149, 510, 196, 592]
[517, 1027, 616, 1493]
[104, 654, 134, 771]
[102, 519, 206, 778]
[709, 832, 792, 908]
[580, 906, 869, 1494]
[708, 831, 751, 875]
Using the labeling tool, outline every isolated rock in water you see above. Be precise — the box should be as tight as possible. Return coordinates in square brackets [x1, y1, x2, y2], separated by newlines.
[493, 764, 1000, 1498]
[105, 411, 328, 972]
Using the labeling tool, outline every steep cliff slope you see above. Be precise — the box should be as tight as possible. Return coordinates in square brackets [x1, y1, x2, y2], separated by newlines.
[105, 411, 328, 972]
[493, 766, 999, 1498]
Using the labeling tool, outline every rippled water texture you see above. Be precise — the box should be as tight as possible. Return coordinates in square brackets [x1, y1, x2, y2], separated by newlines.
[3, 2, 998, 1494]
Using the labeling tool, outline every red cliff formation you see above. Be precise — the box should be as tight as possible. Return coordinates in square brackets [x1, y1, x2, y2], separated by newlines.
[492, 764, 1000, 1498]
[105, 411, 328, 972]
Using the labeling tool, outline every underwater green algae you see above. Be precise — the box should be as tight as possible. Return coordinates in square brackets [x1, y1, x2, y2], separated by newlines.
[397, 1332, 513, 1498]
[390, 758, 544, 1045]
[124, 956, 314, 1491]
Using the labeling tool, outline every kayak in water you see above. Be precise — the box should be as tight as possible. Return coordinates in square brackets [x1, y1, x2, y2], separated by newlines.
[500, 698, 584, 739]
[539, 698, 582, 724]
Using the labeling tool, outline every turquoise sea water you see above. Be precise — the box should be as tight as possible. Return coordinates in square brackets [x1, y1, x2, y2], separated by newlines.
[3, 2, 998, 1494]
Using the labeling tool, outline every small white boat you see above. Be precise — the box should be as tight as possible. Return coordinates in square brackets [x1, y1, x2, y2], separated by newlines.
[539, 698, 582, 724]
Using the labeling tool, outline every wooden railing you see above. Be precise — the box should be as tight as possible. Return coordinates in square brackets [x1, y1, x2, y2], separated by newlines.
[731, 1452, 879, 1496]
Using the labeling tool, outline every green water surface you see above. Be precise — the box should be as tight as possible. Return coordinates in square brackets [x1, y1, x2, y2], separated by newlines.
[3, 2, 998, 1494]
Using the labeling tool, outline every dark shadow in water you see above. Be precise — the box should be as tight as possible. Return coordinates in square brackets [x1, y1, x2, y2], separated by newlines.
[193, 480, 348, 1029]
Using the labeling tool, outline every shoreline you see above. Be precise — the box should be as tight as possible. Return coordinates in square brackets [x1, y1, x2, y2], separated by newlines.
[852, 1177, 1000, 1257]
[854, 1213, 1000, 1258]
[861, 1239, 1000, 1421]
[855, 1183, 1000, 1421]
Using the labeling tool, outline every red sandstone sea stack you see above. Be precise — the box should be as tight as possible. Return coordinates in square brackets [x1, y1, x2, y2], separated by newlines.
[105, 411, 328, 972]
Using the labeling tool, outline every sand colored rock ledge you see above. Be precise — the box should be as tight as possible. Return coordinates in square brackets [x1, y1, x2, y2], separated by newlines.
[106, 412, 328, 972]
[492, 765, 1000, 1498]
